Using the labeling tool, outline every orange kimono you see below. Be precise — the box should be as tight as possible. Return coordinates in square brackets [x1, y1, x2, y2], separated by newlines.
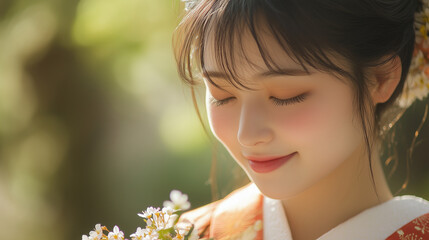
[179, 183, 263, 240]
[179, 183, 429, 240]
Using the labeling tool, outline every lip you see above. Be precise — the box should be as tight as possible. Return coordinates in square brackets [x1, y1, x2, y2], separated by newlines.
[246, 152, 297, 173]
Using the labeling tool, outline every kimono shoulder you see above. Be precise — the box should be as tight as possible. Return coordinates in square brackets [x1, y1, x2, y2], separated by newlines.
[318, 195, 429, 240]
[179, 183, 264, 240]
[178, 198, 220, 238]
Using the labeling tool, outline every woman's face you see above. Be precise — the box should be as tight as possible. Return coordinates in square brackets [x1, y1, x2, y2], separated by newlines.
[203, 28, 364, 199]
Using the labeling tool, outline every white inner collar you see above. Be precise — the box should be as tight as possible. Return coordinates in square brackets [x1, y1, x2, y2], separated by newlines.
[262, 195, 429, 240]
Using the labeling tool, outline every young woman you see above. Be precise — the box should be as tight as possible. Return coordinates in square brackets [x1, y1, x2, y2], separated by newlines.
[173, 0, 429, 239]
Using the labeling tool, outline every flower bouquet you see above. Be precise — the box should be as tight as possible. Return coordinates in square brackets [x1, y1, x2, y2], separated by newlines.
[82, 190, 207, 240]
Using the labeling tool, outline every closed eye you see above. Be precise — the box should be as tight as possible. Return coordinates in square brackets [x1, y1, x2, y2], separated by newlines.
[209, 96, 235, 107]
[270, 92, 309, 106]
[209, 92, 309, 107]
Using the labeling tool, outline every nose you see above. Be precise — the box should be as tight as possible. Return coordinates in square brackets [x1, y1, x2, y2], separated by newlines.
[237, 103, 274, 147]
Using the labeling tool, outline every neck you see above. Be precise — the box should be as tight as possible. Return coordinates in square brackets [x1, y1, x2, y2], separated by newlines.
[281, 141, 393, 240]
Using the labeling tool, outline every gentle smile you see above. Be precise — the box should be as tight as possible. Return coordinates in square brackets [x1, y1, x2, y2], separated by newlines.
[246, 152, 297, 173]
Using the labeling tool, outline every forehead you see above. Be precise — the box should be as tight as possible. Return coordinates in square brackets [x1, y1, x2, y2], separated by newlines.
[200, 14, 353, 91]
[202, 19, 306, 83]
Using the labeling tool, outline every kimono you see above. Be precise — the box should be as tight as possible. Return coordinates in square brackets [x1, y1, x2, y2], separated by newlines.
[179, 183, 429, 240]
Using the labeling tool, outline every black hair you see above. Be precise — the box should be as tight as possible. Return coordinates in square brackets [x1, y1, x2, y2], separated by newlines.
[173, 0, 423, 198]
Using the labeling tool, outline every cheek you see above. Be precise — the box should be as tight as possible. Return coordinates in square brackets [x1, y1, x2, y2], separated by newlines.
[276, 102, 317, 134]
[207, 105, 237, 146]
[275, 87, 362, 163]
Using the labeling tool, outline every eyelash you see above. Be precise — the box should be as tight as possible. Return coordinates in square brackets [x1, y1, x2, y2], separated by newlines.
[210, 93, 309, 107]
[270, 93, 308, 106]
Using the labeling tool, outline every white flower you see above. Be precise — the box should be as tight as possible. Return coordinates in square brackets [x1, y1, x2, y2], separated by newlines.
[130, 227, 145, 240]
[89, 224, 103, 240]
[172, 228, 198, 240]
[145, 218, 153, 227]
[82, 235, 94, 240]
[153, 214, 171, 231]
[142, 228, 159, 240]
[108, 226, 124, 240]
[174, 222, 199, 240]
[398, 63, 429, 108]
[173, 229, 186, 240]
[163, 190, 191, 211]
[165, 213, 179, 229]
[83, 224, 103, 240]
[138, 207, 161, 219]
[137, 206, 178, 231]
[162, 206, 175, 215]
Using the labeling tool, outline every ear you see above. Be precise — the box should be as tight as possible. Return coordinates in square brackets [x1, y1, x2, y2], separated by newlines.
[369, 56, 402, 105]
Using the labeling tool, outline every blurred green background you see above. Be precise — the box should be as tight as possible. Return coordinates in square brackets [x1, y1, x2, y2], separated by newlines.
[0, 1, 427, 240]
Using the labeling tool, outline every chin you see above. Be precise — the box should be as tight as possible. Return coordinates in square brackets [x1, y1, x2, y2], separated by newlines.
[245, 172, 315, 200]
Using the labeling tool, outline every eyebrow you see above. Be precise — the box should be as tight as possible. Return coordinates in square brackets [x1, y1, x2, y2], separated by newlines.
[203, 68, 312, 79]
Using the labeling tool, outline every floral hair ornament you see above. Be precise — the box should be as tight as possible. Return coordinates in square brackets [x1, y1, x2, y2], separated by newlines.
[380, 0, 429, 136]
[181, 0, 199, 11]
[397, 0, 429, 108]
